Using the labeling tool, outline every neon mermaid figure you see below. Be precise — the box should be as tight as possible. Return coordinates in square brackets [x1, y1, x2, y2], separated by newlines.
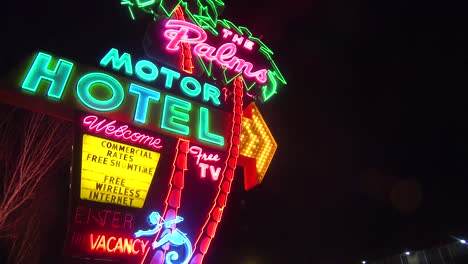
[134, 212, 165, 237]
[134, 211, 192, 264]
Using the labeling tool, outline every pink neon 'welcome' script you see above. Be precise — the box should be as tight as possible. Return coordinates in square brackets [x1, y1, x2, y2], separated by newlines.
[82, 115, 163, 150]
[163, 20, 268, 84]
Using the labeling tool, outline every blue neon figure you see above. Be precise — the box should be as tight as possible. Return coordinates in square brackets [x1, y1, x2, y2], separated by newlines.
[134, 211, 192, 264]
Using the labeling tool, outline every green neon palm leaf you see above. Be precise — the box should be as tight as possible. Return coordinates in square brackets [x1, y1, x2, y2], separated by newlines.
[121, 0, 286, 102]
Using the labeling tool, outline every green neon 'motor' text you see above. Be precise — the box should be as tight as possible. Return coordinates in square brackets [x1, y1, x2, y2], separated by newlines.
[21, 51, 225, 147]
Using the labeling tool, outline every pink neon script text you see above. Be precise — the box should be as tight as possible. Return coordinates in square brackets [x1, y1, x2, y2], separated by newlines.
[189, 146, 220, 165]
[82, 115, 162, 150]
[163, 20, 268, 84]
[189, 146, 221, 181]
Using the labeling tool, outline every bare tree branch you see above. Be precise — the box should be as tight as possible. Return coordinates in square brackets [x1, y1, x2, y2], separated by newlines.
[0, 106, 72, 263]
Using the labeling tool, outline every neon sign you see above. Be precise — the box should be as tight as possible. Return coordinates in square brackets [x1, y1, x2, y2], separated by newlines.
[89, 233, 150, 256]
[20, 50, 226, 147]
[121, 1, 287, 102]
[240, 103, 278, 184]
[135, 211, 192, 264]
[74, 206, 135, 229]
[83, 115, 163, 150]
[221, 28, 255, 50]
[99, 48, 222, 108]
[0, 2, 285, 264]
[189, 146, 221, 181]
[163, 20, 268, 84]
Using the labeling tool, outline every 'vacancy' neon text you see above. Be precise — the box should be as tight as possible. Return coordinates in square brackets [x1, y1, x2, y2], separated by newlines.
[89, 233, 149, 255]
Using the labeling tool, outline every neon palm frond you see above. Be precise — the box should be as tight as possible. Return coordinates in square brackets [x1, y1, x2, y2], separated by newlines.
[120, 0, 286, 102]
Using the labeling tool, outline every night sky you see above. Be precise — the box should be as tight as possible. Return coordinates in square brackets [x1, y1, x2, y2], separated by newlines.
[1, 0, 468, 263]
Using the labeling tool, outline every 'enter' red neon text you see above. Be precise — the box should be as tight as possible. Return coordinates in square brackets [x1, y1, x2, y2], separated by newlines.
[163, 20, 268, 84]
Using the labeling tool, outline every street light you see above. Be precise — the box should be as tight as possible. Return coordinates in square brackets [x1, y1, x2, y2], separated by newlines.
[399, 251, 411, 264]
[450, 235, 467, 245]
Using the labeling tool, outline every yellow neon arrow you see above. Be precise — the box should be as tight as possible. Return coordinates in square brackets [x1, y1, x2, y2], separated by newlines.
[240, 102, 277, 184]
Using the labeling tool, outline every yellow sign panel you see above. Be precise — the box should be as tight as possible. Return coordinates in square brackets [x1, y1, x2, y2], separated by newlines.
[80, 134, 161, 208]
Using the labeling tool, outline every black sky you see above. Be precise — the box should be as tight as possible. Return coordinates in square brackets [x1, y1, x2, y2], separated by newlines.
[1, 0, 468, 263]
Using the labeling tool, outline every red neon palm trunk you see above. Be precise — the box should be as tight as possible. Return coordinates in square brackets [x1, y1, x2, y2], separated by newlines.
[189, 76, 244, 264]
[140, 6, 244, 263]
[174, 6, 194, 74]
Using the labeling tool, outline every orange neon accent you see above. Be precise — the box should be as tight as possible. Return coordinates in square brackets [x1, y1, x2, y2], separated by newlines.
[107, 237, 116, 252]
[91, 233, 100, 249]
[114, 238, 123, 253]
